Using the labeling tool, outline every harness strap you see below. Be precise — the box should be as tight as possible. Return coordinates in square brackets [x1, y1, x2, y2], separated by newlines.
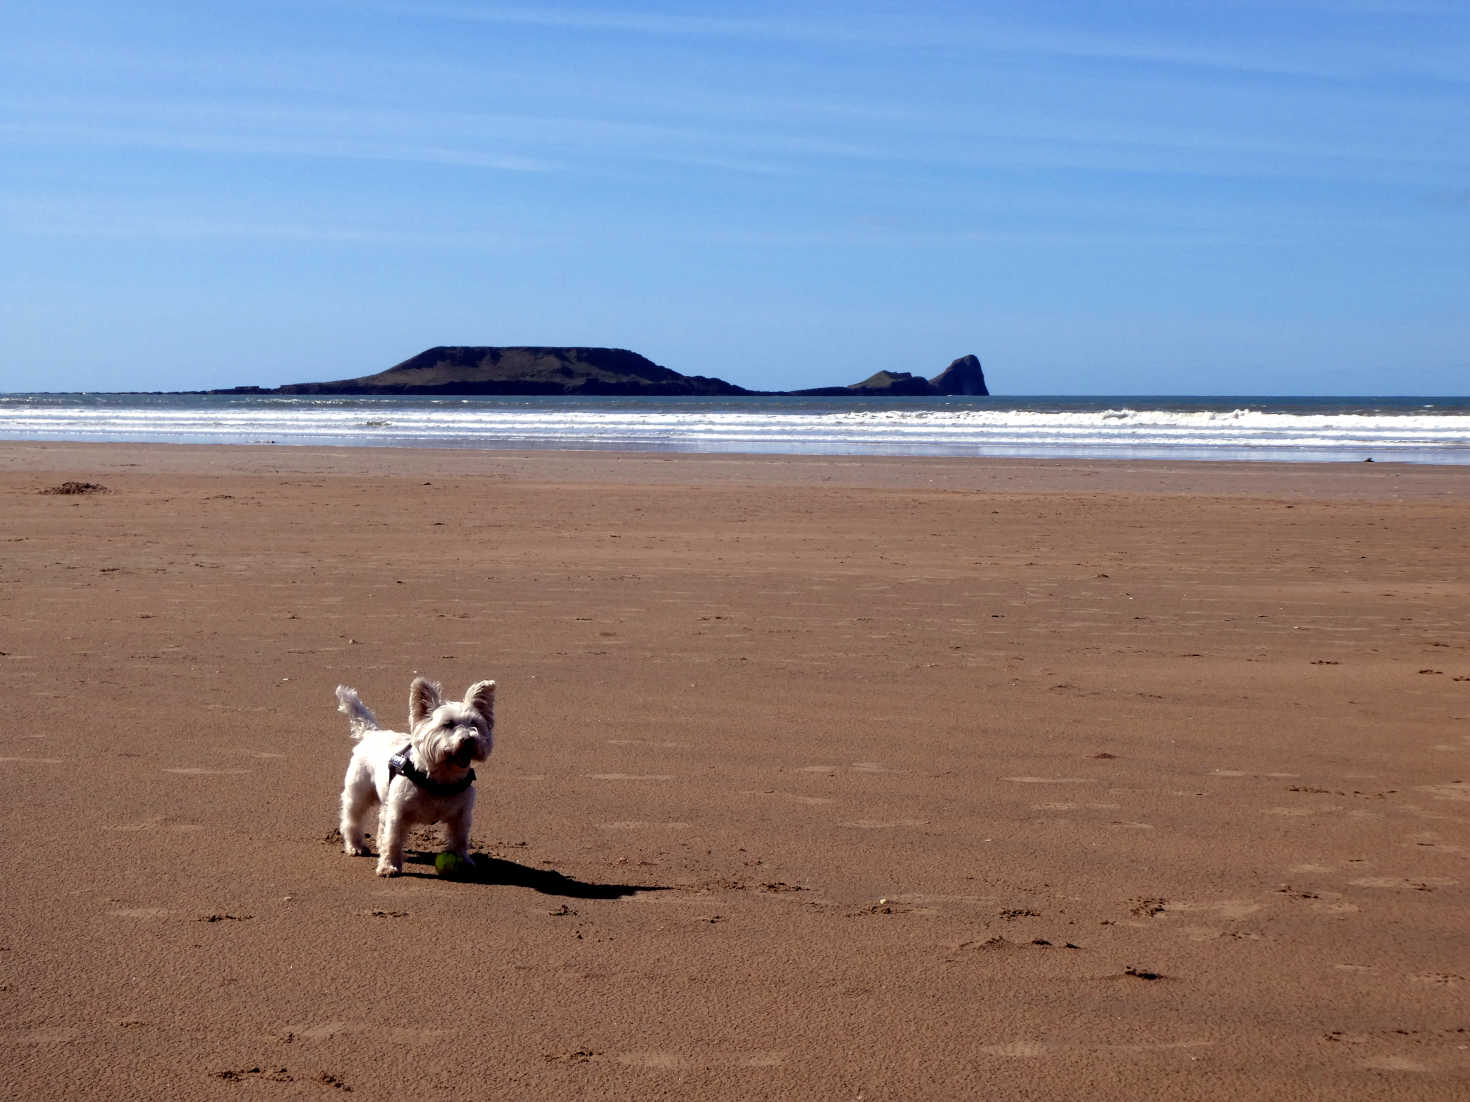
[388, 745, 476, 797]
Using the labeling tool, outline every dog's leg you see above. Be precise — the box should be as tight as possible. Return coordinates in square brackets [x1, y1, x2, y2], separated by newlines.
[339, 760, 376, 857]
[376, 801, 406, 877]
[444, 804, 475, 865]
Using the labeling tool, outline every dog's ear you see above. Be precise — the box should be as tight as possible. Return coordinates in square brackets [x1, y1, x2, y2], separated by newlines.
[464, 680, 496, 721]
[409, 678, 443, 726]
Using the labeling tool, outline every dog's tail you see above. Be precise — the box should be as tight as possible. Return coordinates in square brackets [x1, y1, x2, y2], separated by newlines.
[335, 685, 381, 740]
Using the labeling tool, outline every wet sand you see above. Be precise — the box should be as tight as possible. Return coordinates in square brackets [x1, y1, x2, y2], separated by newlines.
[2, 442, 1467, 1098]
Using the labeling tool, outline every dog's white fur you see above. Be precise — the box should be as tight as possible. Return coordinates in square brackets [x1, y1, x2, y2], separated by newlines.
[337, 677, 495, 877]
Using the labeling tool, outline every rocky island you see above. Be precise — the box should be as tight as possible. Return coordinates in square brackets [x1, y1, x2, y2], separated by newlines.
[217, 347, 988, 397]
[790, 355, 990, 397]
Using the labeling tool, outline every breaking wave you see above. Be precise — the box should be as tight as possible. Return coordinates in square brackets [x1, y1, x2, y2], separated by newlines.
[1, 394, 1467, 464]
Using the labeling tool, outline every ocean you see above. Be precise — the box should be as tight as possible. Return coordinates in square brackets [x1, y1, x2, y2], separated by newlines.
[1, 393, 1468, 465]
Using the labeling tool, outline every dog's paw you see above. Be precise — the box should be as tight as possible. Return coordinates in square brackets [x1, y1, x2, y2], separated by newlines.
[344, 841, 371, 857]
[375, 861, 402, 878]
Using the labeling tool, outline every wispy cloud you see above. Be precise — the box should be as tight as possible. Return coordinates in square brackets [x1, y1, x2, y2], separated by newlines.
[369, 1, 1470, 83]
[0, 192, 560, 248]
[365, 3, 859, 43]
[6, 80, 1457, 195]
[0, 85, 574, 172]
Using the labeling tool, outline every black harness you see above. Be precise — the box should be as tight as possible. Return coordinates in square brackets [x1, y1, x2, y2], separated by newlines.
[388, 745, 476, 798]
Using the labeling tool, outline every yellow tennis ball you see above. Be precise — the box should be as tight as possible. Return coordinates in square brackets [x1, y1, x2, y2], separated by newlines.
[434, 852, 466, 878]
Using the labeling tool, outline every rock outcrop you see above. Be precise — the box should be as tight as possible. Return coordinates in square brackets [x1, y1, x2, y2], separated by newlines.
[845, 370, 941, 396]
[930, 354, 989, 396]
[791, 355, 990, 397]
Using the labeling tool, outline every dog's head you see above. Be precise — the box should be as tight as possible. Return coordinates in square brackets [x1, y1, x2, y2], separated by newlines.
[408, 677, 495, 775]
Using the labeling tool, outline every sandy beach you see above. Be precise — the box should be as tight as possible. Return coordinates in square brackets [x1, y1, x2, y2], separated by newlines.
[2, 441, 1467, 1099]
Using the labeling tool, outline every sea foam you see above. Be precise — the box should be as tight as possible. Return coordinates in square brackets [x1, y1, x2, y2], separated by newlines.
[1, 394, 1466, 463]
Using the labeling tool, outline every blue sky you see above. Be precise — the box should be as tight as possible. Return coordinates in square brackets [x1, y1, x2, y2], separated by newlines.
[2, 1, 1466, 395]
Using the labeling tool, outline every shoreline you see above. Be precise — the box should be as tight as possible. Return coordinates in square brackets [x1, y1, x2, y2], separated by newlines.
[4, 440, 1469, 499]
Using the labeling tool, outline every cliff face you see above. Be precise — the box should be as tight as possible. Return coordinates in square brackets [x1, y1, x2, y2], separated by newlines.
[930, 354, 989, 396]
[272, 346, 751, 397]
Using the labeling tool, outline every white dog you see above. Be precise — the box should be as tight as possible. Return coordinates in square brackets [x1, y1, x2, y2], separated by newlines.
[337, 677, 495, 877]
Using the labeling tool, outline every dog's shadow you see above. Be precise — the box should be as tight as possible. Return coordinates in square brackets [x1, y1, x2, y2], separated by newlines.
[403, 851, 666, 899]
